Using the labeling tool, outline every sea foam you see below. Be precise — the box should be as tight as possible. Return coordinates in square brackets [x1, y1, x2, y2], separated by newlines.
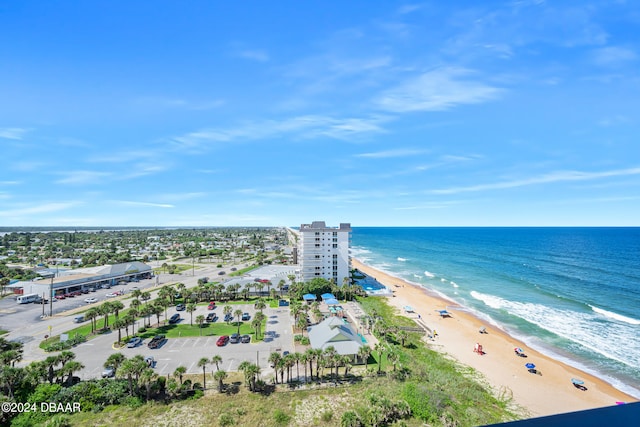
[591, 305, 640, 325]
[470, 291, 640, 370]
[397, 257, 407, 262]
[424, 270, 435, 278]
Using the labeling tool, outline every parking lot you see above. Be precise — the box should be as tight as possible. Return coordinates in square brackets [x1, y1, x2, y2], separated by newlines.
[73, 303, 293, 380]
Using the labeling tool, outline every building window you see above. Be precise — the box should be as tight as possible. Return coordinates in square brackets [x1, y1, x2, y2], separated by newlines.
[332, 244, 337, 248]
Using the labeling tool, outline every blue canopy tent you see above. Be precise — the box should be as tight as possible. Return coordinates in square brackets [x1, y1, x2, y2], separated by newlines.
[321, 293, 336, 301]
[437, 309, 451, 318]
[325, 298, 340, 306]
[303, 294, 316, 302]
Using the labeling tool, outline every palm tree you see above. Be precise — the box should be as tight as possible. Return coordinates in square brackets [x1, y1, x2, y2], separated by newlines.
[141, 291, 151, 303]
[131, 289, 142, 302]
[374, 342, 386, 374]
[387, 348, 400, 372]
[223, 305, 233, 324]
[105, 353, 126, 373]
[139, 368, 157, 400]
[358, 345, 372, 369]
[197, 357, 209, 389]
[140, 304, 153, 327]
[213, 369, 227, 392]
[296, 316, 308, 336]
[268, 352, 281, 384]
[85, 308, 98, 334]
[176, 282, 186, 296]
[62, 360, 84, 386]
[201, 355, 218, 375]
[196, 314, 205, 335]
[118, 358, 137, 395]
[234, 309, 243, 335]
[99, 301, 113, 329]
[187, 303, 197, 325]
[152, 302, 163, 326]
[251, 317, 262, 340]
[300, 353, 309, 383]
[113, 318, 127, 344]
[254, 298, 266, 313]
[396, 330, 408, 347]
[174, 365, 187, 386]
[111, 300, 125, 321]
[278, 279, 286, 297]
[324, 346, 338, 382]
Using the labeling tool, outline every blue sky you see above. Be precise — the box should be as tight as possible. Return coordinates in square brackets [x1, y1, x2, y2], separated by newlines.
[1, 1, 639, 227]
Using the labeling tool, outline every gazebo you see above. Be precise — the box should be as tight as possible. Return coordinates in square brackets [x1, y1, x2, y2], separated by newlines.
[321, 293, 336, 301]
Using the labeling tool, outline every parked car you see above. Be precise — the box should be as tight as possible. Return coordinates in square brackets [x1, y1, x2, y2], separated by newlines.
[176, 303, 185, 311]
[207, 301, 216, 310]
[127, 337, 142, 348]
[72, 291, 82, 296]
[84, 297, 97, 303]
[105, 292, 118, 298]
[168, 314, 180, 324]
[55, 295, 66, 300]
[241, 334, 251, 343]
[224, 313, 233, 322]
[216, 335, 229, 346]
[148, 335, 166, 349]
[218, 271, 225, 275]
[230, 267, 237, 271]
[144, 356, 155, 367]
[229, 333, 240, 344]
[102, 367, 115, 378]
[241, 312, 250, 321]
[174, 293, 182, 299]
[206, 313, 217, 322]
[81, 289, 90, 294]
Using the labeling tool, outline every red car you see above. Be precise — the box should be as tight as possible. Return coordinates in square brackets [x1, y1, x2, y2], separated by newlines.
[207, 301, 216, 310]
[216, 335, 229, 347]
[55, 295, 66, 300]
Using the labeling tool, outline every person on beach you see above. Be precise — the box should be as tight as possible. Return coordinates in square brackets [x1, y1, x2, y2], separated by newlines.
[474, 343, 479, 353]
[433, 329, 437, 338]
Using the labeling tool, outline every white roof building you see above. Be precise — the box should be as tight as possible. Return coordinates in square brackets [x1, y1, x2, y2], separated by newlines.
[308, 316, 364, 358]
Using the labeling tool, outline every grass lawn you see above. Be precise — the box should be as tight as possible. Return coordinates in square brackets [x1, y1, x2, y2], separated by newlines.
[228, 265, 259, 276]
[136, 320, 259, 339]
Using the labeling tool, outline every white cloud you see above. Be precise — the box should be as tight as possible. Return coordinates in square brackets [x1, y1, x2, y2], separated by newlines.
[592, 46, 637, 67]
[429, 167, 640, 194]
[356, 148, 427, 158]
[238, 49, 270, 62]
[0, 127, 29, 140]
[375, 68, 502, 112]
[131, 96, 224, 110]
[168, 115, 389, 151]
[55, 171, 112, 185]
[110, 200, 174, 208]
[0, 202, 79, 217]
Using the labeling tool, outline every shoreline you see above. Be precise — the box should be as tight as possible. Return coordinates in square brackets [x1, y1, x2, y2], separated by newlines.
[352, 258, 637, 418]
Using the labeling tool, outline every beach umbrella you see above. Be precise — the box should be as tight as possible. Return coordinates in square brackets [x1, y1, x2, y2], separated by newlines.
[514, 347, 523, 353]
[571, 378, 584, 385]
[525, 363, 536, 370]
[325, 298, 340, 305]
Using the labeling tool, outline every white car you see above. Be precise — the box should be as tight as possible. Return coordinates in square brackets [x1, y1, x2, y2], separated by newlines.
[105, 292, 118, 298]
[84, 297, 97, 303]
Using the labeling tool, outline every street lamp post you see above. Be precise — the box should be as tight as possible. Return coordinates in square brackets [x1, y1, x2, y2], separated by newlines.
[49, 276, 53, 317]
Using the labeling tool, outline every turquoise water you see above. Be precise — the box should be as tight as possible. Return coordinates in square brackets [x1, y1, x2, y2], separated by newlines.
[351, 227, 640, 398]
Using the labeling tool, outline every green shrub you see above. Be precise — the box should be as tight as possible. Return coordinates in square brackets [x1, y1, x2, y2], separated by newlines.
[300, 337, 310, 345]
[218, 413, 235, 427]
[320, 410, 333, 422]
[273, 409, 290, 425]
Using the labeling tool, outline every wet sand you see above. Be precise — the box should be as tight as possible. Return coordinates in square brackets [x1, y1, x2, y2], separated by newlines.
[352, 258, 636, 417]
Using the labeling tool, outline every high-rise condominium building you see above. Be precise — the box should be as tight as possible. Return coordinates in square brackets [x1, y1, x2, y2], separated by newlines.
[298, 221, 351, 284]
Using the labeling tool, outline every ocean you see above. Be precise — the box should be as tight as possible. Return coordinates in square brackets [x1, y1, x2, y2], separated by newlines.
[350, 227, 640, 399]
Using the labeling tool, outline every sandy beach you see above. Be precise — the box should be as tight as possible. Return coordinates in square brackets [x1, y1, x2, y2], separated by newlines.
[352, 258, 637, 418]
